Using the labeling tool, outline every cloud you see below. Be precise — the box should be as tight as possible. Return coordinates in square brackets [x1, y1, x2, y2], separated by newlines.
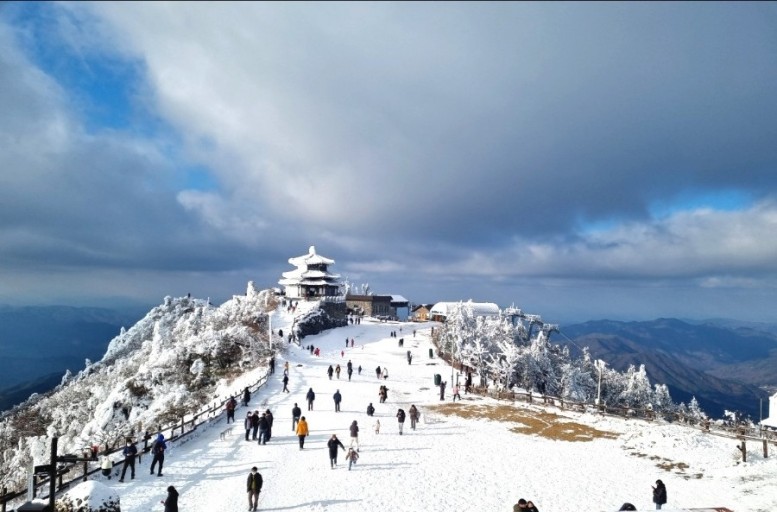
[2, 3, 777, 321]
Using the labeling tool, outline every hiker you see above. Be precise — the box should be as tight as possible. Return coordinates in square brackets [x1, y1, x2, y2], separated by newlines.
[358, 365, 362, 375]
[291, 403, 302, 431]
[374, 419, 381, 434]
[264, 409, 274, 441]
[244, 412, 253, 441]
[375, 366, 381, 379]
[526, 501, 540, 512]
[100, 453, 113, 479]
[226, 396, 237, 423]
[282, 373, 289, 392]
[119, 439, 137, 482]
[296, 416, 309, 449]
[653, 479, 667, 510]
[396, 408, 406, 435]
[345, 447, 359, 470]
[247, 466, 263, 512]
[349, 420, 360, 451]
[407, 350, 412, 365]
[333, 389, 342, 412]
[366, 403, 375, 416]
[150, 433, 166, 477]
[243, 387, 251, 406]
[452, 384, 461, 402]
[251, 410, 260, 440]
[409, 405, 419, 430]
[439, 380, 447, 400]
[269, 356, 275, 374]
[161, 485, 179, 512]
[327, 365, 334, 380]
[382, 367, 389, 379]
[306, 388, 315, 410]
[327, 434, 345, 468]
[257, 413, 269, 445]
[335, 364, 342, 379]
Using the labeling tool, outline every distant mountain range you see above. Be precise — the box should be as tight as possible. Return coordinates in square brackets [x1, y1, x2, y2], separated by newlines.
[559, 318, 777, 419]
[0, 305, 144, 411]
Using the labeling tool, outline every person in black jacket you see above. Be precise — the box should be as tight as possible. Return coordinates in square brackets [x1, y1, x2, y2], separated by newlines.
[396, 408, 406, 435]
[247, 466, 263, 511]
[251, 410, 260, 440]
[652, 479, 667, 510]
[243, 386, 251, 406]
[306, 388, 315, 410]
[257, 413, 270, 445]
[349, 420, 360, 451]
[366, 403, 375, 416]
[282, 373, 289, 393]
[327, 434, 345, 468]
[264, 409, 274, 441]
[333, 390, 342, 412]
[119, 439, 137, 482]
[291, 403, 302, 431]
[161, 485, 178, 512]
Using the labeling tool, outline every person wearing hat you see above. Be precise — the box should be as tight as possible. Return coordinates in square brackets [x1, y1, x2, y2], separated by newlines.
[247, 466, 263, 511]
[150, 433, 167, 477]
[652, 479, 667, 509]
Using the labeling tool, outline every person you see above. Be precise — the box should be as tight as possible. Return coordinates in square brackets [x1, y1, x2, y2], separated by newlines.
[296, 416, 309, 449]
[358, 365, 362, 375]
[226, 396, 237, 423]
[349, 420, 360, 451]
[333, 389, 342, 412]
[161, 485, 178, 512]
[396, 408, 406, 435]
[653, 479, 667, 510]
[243, 386, 251, 406]
[409, 405, 419, 430]
[374, 419, 381, 434]
[514, 499, 528, 511]
[100, 453, 113, 479]
[452, 384, 461, 402]
[345, 447, 359, 470]
[439, 380, 447, 400]
[244, 411, 253, 441]
[150, 433, 166, 476]
[282, 373, 289, 393]
[283, 361, 289, 374]
[382, 367, 389, 379]
[407, 351, 412, 365]
[327, 434, 345, 468]
[366, 403, 375, 416]
[335, 364, 341, 379]
[257, 412, 269, 445]
[119, 439, 137, 482]
[306, 387, 315, 410]
[327, 365, 334, 380]
[526, 500, 540, 512]
[251, 410, 260, 440]
[375, 366, 381, 379]
[291, 403, 302, 431]
[264, 409, 274, 441]
[619, 504, 637, 511]
[247, 466, 263, 511]
[269, 356, 275, 374]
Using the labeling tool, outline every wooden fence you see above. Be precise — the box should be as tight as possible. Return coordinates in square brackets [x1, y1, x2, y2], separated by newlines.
[1, 367, 272, 512]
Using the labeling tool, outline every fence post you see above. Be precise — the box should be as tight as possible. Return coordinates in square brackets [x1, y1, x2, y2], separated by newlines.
[180, 416, 185, 436]
[2, 486, 6, 512]
[764, 439, 768, 458]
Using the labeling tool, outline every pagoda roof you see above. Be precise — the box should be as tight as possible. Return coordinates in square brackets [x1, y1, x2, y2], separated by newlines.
[289, 246, 335, 267]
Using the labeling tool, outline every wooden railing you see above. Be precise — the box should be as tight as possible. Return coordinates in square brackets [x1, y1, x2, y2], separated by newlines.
[1, 367, 272, 512]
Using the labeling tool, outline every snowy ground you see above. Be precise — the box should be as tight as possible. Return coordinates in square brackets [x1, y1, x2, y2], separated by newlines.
[94, 310, 773, 512]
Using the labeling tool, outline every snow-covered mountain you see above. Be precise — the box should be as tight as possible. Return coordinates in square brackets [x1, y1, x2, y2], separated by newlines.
[2, 286, 775, 511]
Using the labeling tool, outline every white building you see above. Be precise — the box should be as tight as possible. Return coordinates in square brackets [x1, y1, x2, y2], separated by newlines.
[278, 246, 341, 300]
[763, 392, 777, 428]
[429, 301, 501, 322]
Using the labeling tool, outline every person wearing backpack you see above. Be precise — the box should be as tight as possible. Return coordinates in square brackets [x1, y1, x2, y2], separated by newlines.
[396, 408, 406, 435]
[150, 433, 167, 477]
[226, 396, 237, 423]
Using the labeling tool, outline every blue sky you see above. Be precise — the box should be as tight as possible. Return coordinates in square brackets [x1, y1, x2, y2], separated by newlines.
[1, 2, 777, 323]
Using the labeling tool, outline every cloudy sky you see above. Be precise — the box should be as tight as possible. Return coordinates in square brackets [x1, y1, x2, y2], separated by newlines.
[2, 2, 777, 322]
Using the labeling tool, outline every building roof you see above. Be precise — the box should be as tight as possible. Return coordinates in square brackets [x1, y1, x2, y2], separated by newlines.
[288, 246, 335, 267]
[390, 295, 408, 304]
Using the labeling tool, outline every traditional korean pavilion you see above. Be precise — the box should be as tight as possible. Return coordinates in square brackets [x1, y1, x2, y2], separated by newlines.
[279, 246, 342, 300]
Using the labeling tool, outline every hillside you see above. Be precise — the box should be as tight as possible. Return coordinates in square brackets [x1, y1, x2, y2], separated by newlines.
[20, 316, 777, 512]
[561, 319, 776, 418]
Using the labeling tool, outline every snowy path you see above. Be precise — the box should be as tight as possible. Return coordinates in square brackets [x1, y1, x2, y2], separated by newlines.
[111, 315, 776, 512]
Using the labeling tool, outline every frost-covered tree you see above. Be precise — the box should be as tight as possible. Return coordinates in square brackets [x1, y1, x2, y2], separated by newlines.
[618, 364, 653, 408]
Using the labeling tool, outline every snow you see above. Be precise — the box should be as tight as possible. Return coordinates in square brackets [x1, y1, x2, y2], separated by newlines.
[102, 312, 774, 512]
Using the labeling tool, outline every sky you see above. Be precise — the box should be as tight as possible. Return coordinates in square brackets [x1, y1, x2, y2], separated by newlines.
[21, 313, 777, 512]
[2, 2, 777, 323]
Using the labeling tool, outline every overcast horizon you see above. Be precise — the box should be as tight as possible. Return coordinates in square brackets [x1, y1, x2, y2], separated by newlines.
[2, 2, 777, 323]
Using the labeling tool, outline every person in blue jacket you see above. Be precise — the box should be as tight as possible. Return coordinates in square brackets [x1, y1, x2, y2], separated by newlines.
[119, 439, 137, 482]
[150, 433, 167, 476]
